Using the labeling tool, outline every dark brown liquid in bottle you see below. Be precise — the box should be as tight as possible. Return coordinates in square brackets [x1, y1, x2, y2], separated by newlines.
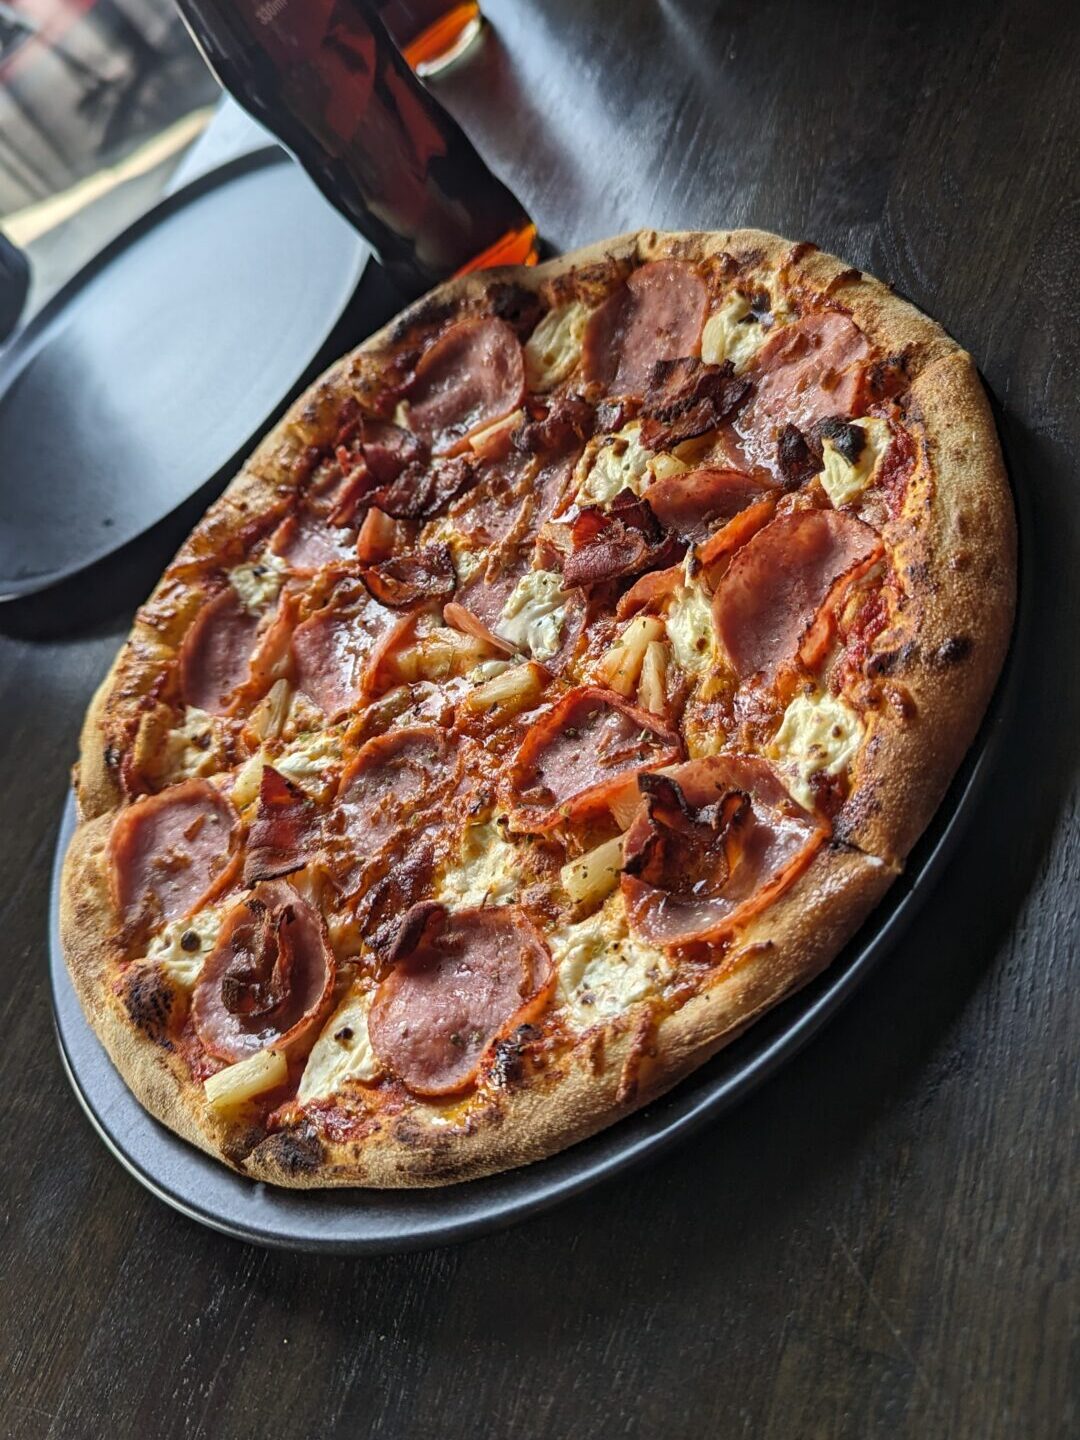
[175, 0, 536, 296]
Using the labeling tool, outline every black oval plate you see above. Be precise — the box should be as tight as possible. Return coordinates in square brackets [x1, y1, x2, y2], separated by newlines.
[0, 147, 368, 601]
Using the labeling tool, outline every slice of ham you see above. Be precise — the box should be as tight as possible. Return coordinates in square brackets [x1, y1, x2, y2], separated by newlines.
[110, 779, 240, 933]
[290, 585, 401, 718]
[621, 755, 826, 948]
[328, 727, 462, 889]
[712, 509, 880, 682]
[582, 260, 708, 397]
[737, 313, 871, 471]
[645, 467, 771, 543]
[407, 317, 525, 456]
[191, 879, 335, 1063]
[360, 543, 456, 609]
[178, 588, 262, 716]
[509, 686, 682, 832]
[244, 767, 318, 885]
[368, 903, 553, 1096]
[270, 509, 356, 573]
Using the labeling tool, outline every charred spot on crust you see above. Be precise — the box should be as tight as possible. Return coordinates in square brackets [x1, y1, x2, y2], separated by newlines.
[866, 641, 917, 678]
[935, 635, 974, 667]
[257, 1126, 324, 1176]
[489, 1024, 543, 1089]
[389, 297, 458, 346]
[485, 281, 544, 337]
[121, 966, 175, 1044]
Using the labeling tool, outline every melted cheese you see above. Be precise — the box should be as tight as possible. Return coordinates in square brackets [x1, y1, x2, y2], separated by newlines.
[819, 417, 892, 507]
[297, 987, 381, 1102]
[160, 707, 222, 782]
[524, 302, 589, 391]
[435, 822, 522, 908]
[665, 580, 715, 673]
[700, 293, 768, 374]
[552, 896, 670, 1033]
[770, 690, 864, 809]
[275, 729, 343, 792]
[228, 552, 286, 613]
[577, 423, 652, 503]
[497, 569, 568, 661]
[144, 906, 223, 990]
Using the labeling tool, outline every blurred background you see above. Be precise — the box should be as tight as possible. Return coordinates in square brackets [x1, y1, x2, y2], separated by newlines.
[0, 0, 219, 304]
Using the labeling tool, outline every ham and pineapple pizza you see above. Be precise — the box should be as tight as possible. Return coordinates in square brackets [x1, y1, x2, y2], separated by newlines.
[61, 230, 1015, 1188]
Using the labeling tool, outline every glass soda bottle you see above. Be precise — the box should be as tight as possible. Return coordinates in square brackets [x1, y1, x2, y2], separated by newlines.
[174, 0, 537, 295]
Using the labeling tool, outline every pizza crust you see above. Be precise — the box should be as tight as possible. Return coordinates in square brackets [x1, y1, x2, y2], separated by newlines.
[61, 229, 1015, 1189]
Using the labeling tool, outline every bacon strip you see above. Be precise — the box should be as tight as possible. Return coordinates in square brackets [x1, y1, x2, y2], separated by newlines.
[368, 905, 553, 1096]
[360, 543, 456, 609]
[192, 880, 335, 1063]
[638, 356, 752, 450]
[366, 454, 477, 520]
[621, 755, 827, 948]
[560, 491, 684, 589]
[508, 686, 682, 832]
[244, 767, 318, 885]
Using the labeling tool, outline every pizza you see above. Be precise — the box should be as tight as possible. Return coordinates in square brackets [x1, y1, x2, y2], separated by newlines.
[61, 229, 1015, 1188]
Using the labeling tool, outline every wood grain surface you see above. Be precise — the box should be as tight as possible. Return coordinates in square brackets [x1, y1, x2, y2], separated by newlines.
[1, 2, 1076, 1436]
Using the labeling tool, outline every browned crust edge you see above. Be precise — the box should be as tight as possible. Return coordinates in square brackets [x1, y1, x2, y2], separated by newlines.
[61, 228, 1013, 1188]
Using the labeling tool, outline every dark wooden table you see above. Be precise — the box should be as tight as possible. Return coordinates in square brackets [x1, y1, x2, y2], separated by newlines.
[2, 2, 1076, 1436]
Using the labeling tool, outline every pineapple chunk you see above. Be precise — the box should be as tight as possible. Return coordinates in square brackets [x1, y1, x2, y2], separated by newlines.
[204, 1049, 287, 1111]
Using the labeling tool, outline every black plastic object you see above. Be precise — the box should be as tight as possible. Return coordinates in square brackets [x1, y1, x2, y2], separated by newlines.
[48, 577, 1022, 1252]
[0, 147, 368, 601]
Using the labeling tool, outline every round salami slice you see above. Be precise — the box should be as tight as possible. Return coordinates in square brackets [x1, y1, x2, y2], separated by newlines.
[110, 779, 240, 932]
[581, 260, 708, 397]
[270, 509, 357, 573]
[407, 317, 525, 456]
[621, 755, 826, 948]
[290, 587, 401, 718]
[192, 880, 335, 1063]
[645, 467, 771, 542]
[509, 686, 682, 832]
[712, 509, 880, 682]
[368, 904, 553, 1096]
[178, 589, 263, 716]
[332, 726, 461, 864]
[737, 313, 871, 470]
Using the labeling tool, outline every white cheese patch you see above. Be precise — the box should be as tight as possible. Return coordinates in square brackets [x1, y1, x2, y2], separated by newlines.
[144, 906, 223, 990]
[435, 821, 522, 908]
[298, 987, 381, 1103]
[770, 690, 864, 810]
[274, 729, 343, 792]
[228, 551, 287, 613]
[552, 897, 670, 1033]
[700, 293, 768, 374]
[818, 417, 893, 507]
[524, 301, 589, 391]
[161, 707, 222, 782]
[453, 545, 483, 584]
[577, 423, 652, 504]
[497, 569, 568, 661]
[664, 580, 715, 673]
